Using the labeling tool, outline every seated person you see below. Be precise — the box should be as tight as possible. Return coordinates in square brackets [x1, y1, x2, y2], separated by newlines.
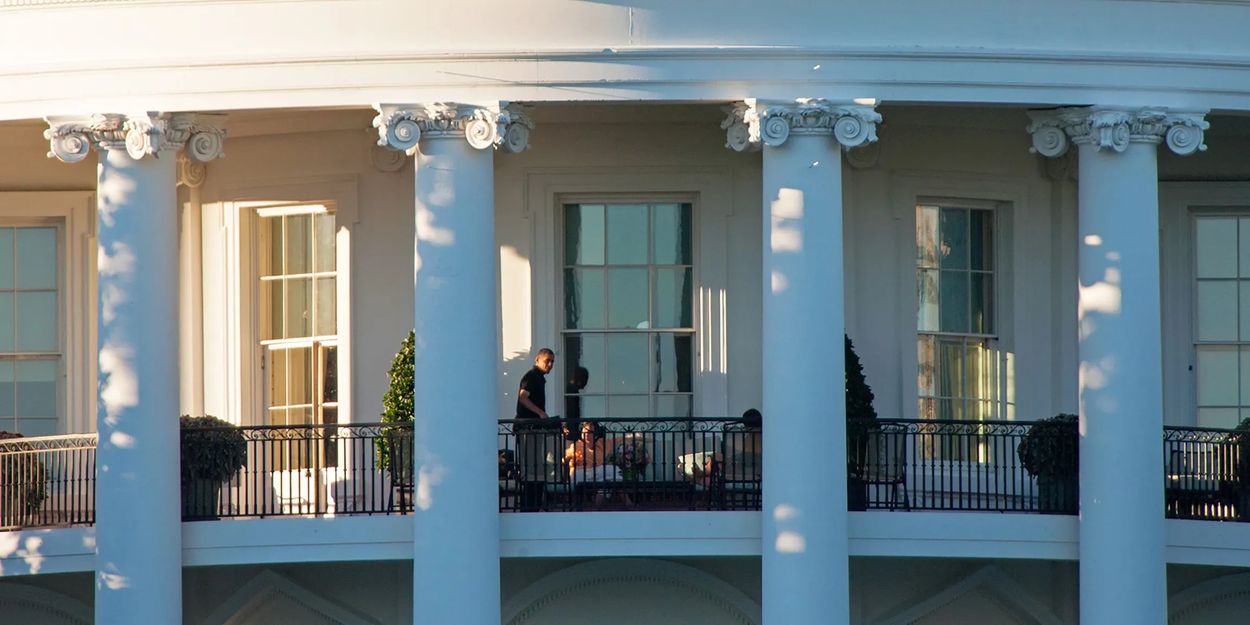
[564, 420, 620, 483]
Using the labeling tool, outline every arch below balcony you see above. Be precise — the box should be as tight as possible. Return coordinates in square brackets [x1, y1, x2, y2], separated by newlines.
[871, 564, 1065, 625]
[0, 583, 91, 625]
[203, 569, 381, 625]
[502, 558, 760, 625]
[1169, 572, 1250, 625]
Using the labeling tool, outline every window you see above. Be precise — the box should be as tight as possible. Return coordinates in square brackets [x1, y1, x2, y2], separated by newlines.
[259, 206, 338, 467]
[916, 203, 1003, 423]
[562, 202, 694, 419]
[0, 225, 60, 436]
[1192, 214, 1250, 428]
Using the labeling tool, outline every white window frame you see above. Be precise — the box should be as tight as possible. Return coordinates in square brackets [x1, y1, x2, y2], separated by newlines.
[1187, 208, 1250, 428]
[211, 178, 355, 426]
[0, 192, 96, 434]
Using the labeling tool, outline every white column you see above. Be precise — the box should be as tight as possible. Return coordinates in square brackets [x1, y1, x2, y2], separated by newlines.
[44, 113, 225, 625]
[725, 99, 880, 625]
[177, 155, 207, 416]
[1029, 108, 1208, 625]
[374, 102, 530, 625]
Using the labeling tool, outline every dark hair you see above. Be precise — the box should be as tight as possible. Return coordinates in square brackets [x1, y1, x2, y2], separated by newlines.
[580, 419, 605, 440]
[741, 408, 762, 428]
[536, 347, 554, 359]
[566, 366, 590, 392]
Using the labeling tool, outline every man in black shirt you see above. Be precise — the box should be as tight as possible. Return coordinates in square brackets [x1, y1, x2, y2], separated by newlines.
[516, 348, 555, 511]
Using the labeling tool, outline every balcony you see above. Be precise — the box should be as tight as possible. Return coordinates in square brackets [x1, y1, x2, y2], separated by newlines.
[0, 420, 1247, 530]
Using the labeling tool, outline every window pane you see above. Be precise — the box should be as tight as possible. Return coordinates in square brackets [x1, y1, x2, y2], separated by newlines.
[15, 360, 56, 417]
[916, 205, 939, 268]
[266, 217, 283, 277]
[939, 208, 968, 270]
[285, 278, 311, 339]
[322, 345, 338, 404]
[1241, 346, 1250, 406]
[288, 347, 312, 405]
[564, 334, 605, 395]
[1197, 217, 1238, 279]
[935, 397, 961, 420]
[652, 203, 692, 265]
[967, 340, 997, 401]
[1198, 407, 1239, 429]
[917, 335, 936, 396]
[936, 337, 966, 400]
[917, 270, 939, 332]
[1242, 281, 1250, 341]
[971, 273, 993, 334]
[268, 348, 287, 407]
[0, 292, 12, 352]
[1197, 346, 1238, 406]
[0, 228, 12, 290]
[607, 395, 649, 419]
[969, 210, 993, 271]
[606, 204, 648, 265]
[17, 417, 56, 437]
[607, 268, 648, 329]
[1240, 218, 1250, 278]
[605, 333, 648, 394]
[564, 268, 605, 329]
[565, 204, 605, 266]
[653, 268, 692, 329]
[938, 271, 969, 333]
[16, 228, 56, 290]
[263, 280, 283, 341]
[16, 292, 56, 352]
[314, 214, 336, 273]
[315, 277, 336, 336]
[653, 333, 693, 393]
[285, 215, 310, 275]
[0, 361, 12, 417]
[1197, 281, 1238, 341]
[580, 395, 606, 420]
[653, 395, 692, 419]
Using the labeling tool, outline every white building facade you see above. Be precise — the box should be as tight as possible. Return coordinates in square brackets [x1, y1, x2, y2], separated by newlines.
[2, 1, 1250, 624]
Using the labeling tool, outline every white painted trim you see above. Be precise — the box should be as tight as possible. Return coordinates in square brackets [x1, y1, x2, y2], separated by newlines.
[870, 564, 1064, 625]
[181, 516, 412, 567]
[1168, 571, 1250, 624]
[501, 511, 760, 558]
[524, 169, 734, 419]
[0, 191, 96, 434]
[0, 582, 91, 624]
[501, 558, 760, 625]
[0, 527, 95, 577]
[203, 569, 381, 625]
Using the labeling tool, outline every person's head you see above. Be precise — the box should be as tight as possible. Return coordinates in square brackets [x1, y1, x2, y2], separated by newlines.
[741, 408, 763, 428]
[567, 366, 590, 392]
[534, 348, 555, 374]
[580, 420, 604, 442]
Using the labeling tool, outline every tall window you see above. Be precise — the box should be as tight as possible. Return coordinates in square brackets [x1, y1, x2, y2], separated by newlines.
[916, 203, 1002, 423]
[562, 202, 694, 419]
[0, 225, 60, 436]
[1192, 214, 1250, 429]
[259, 206, 338, 466]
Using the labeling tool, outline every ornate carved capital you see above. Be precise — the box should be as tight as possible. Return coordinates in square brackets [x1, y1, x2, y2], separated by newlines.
[372, 102, 533, 154]
[1027, 107, 1208, 158]
[44, 113, 226, 164]
[722, 98, 881, 152]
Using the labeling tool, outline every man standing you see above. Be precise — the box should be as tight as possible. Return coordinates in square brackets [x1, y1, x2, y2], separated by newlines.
[516, 348, 555, 510]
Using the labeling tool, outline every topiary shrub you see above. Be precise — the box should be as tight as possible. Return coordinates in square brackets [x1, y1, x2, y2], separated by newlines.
[0, 431, 48, 526]
[845, 335, 879, 511]
[1017, 413, 1079, 513]
[180, 415, 247, 520]
[377, 330, 415, 477]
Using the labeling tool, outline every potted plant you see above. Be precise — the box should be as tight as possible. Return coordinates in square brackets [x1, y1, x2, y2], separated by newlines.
[377, 331, 415, 487]
[1016, 413, 1079, 513]
[608, 437, 650, 482]
[0, 431, 48, 527]
[180, 415, 247, 520]
[845, 335, 879, 511]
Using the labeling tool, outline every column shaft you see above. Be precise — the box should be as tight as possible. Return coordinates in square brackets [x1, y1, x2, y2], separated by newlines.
[1076, 142, 1166, 625]
[411, 138, 501, 625]
[95, 149, 182, 625]
[761, 133, 848, 625]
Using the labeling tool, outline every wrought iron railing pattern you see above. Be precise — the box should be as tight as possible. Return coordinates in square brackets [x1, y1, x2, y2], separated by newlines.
[0, 434, 97, 529]
[1163, 426, 1248, 522]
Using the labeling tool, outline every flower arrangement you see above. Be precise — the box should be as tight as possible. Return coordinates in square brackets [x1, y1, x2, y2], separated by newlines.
[608, 437, 650, 481]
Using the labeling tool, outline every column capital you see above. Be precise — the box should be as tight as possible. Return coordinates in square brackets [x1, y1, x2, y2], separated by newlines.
[372, 102, 533, 154]
[43, 113, 226, 164]
[1027, 106, 1208, 158]
[722, 98, 881, 152]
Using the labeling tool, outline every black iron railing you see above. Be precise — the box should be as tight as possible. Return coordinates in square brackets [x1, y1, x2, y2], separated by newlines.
[498, 418, 752, 512]
[1163, 426, 1248, 522]
[0, 434, 97, 529]
[181, 422, 413, 521]
[849, 419, 1078, 514]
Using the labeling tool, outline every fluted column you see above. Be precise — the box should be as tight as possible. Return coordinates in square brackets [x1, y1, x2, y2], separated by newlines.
[374, 102, 530, 625]
[724, 99, 880, 625]
[44, 113, 225, 625]
[1028, 107, 1208, 625]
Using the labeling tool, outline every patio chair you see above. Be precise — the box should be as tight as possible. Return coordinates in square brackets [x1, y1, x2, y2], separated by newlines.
[715, 425, 762, 510]
[862, 425, 910, 510]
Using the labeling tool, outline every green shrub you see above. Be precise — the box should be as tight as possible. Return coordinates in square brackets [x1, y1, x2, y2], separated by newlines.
[180, 415, 247, 485]
[1017, 414, 1079, 478]
[377, 330, 415, 474]
[0, 431, 48, 522]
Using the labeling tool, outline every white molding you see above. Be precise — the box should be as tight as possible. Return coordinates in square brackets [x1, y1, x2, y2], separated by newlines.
[871, 564, 1064, 625]
[0, 582, 91, 624]
[203, 569, 381, 625]
[501, 558, 760, 625]
[1168, 571, 1250, 624]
